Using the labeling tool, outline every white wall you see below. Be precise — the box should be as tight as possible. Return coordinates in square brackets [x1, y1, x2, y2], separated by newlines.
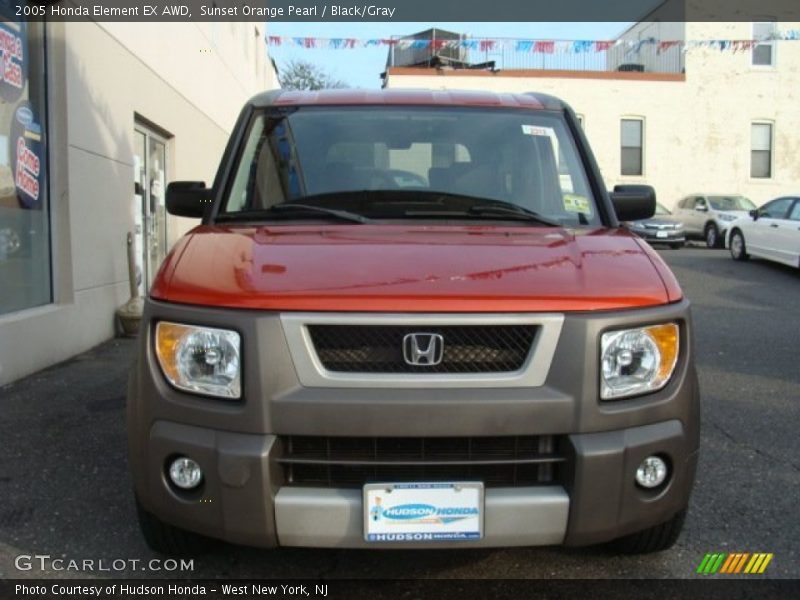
[385, 22, 800, 210]
[0, 22, 276, 385]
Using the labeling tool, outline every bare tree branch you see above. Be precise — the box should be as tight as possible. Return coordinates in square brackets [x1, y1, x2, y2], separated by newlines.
[278, 59, 347, 90]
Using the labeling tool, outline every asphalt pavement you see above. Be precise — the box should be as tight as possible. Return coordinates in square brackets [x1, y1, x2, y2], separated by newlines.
[0, 246, 798, 580]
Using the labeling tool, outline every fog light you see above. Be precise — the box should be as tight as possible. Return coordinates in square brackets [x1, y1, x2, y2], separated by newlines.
[168, 457, 203, 490]
[635, 456, 668, 488]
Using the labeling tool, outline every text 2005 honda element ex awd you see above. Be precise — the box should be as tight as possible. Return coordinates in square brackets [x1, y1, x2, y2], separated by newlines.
[127, 89, 699, 555]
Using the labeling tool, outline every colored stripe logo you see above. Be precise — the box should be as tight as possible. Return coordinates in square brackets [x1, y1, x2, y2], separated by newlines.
[697, 553, 773, 574]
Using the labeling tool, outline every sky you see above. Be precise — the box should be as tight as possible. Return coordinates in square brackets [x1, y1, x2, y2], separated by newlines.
[267, 22, 632, 88]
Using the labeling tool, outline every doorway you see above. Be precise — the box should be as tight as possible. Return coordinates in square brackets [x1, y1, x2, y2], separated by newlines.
[133, 123, 169, 295]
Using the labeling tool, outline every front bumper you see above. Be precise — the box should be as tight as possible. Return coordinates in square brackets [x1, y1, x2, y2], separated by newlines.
[128, 299, 700, 549]
[632, 228, 686, 245]
[138, 417, 696, 548]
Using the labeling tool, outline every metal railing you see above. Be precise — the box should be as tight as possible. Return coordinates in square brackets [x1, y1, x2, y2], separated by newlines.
[388, 40, 685, 75]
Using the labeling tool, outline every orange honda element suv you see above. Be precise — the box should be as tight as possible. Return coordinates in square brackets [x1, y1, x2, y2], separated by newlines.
[128, 89, 699, 555]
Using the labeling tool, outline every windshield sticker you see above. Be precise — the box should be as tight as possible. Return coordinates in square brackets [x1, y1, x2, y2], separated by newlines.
[521, 124, 551, 136]
[563, 194, 592, 214]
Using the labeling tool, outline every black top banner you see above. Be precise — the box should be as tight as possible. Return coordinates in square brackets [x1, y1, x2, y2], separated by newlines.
[4, 0, 800, 22]
[3, 579, 800, 600]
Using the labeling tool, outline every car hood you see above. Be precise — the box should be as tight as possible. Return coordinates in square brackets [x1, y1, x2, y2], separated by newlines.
[151, 224, 681, 312]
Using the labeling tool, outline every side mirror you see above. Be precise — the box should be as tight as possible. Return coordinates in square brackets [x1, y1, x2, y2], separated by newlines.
[749, 208, 759, 220]
[610, 184, 656, 221]
[166, 181, 212, 218]
[695, 204, 708, 212]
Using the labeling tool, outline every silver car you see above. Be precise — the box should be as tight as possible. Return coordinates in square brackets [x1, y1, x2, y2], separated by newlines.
[625, 202, 685, 249]
[674, 194, 757, 248]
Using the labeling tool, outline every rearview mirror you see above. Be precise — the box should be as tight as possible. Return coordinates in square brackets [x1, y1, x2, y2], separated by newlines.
[610, 184, 656, 221]
[749, 208, 759, 220]
[166, 181, 212, 218]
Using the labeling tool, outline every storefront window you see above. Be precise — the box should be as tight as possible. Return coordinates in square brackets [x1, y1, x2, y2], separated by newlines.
[0, 14, 49, 315]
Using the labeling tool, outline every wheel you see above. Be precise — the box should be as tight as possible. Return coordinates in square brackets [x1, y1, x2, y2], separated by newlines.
[704, 223, 721, 248]
[609, 508, 687, 554]
[135, 497, 217, 555]
[729, 229, 749, 261]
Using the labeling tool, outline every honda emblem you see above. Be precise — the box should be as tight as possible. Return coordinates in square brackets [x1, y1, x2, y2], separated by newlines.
[402, 333, 444, 366]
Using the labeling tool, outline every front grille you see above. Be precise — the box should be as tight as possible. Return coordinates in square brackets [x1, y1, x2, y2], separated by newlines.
[307, 325, 537, 373]
[644, 223, 676, 230]
[279, 435, 564, 488]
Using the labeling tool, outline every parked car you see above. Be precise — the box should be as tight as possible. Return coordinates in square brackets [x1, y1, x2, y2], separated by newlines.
[128, 89, 698, 556]
[625, 202, 685, 248]
[674, 194, 757, 248]
[727, 196, 800, 269]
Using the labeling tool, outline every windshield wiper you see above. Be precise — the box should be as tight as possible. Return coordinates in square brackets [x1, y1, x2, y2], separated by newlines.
[391, 193, 562, 226]
[402, 209, 560, 226]
[404, 199, 561, 226]
[270, 203, 372, 223]
[216, 204, 371, 224]
[466, 202, 562, 227]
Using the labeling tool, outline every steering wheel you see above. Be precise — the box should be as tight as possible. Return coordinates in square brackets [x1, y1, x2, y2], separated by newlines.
[366, 171, 401, 189]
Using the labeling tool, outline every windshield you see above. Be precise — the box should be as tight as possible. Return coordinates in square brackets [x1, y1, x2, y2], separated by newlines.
[655, 202, 671, 216]
[708, 196, 756, 211]
[221, 106, 600, 226]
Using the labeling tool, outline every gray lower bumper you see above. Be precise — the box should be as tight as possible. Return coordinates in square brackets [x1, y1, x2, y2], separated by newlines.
[136, 416, 697, 549]
[275, 486, 569, 548]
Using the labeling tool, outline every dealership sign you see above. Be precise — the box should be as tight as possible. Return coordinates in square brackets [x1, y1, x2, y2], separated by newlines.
[11, 102, 44, 209]
[0, 15, 26, 102]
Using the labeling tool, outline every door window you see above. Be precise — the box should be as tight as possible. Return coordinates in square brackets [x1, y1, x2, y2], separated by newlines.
[759, 198, 792, 219]
[787, 201, 800, 222]
[133, 125, 169, 294]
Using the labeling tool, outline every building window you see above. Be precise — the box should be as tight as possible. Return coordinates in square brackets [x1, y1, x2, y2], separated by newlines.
[751, 122, 773, 178]
[752, 22, 776, 67]
[0, 18, 50, 316]
[621, 118, 643, 176]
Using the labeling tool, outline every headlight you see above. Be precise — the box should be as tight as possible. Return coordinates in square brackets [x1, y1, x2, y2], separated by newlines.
[155, 322, 241, 399]
[600, 323, 679, 400]
[718, 213, 736, 222]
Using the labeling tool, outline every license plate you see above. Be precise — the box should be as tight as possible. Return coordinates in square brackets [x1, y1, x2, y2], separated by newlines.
[363, 482, 484, 542]
[656, 231, 669, 238]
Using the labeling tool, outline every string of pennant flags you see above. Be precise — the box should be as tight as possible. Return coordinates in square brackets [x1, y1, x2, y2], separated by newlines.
[266, 30, 800, 54]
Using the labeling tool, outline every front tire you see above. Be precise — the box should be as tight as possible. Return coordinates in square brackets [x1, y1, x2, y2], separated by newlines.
[705, 223, 721, 249]
[136, 497, 217, 555]
[729, 229, 749, 261]
[609, 508, 687, 554]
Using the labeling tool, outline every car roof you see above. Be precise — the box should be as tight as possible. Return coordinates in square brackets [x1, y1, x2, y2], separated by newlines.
[247, 88, 566, 111]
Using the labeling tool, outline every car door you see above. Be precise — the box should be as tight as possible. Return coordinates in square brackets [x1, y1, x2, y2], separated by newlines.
[749, 197, 793, 261]
[686, 196, 708, 235]
[776, 199, 800, 267]
[675, 197, 693, 234]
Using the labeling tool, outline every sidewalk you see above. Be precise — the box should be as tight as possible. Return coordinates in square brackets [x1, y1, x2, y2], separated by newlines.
[0, 338, 141, 579]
